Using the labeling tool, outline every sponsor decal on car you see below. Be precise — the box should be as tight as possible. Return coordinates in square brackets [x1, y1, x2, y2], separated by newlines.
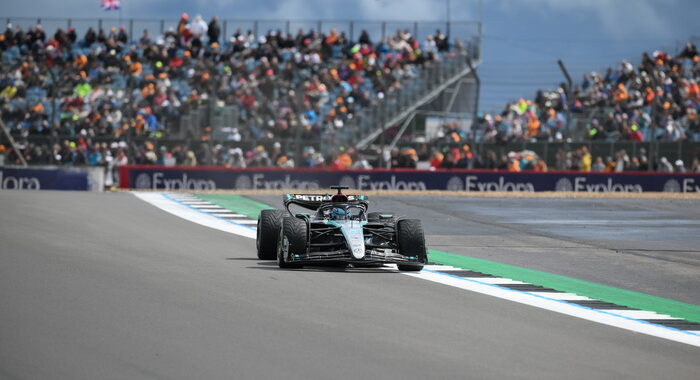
[287, 194, 365, 201]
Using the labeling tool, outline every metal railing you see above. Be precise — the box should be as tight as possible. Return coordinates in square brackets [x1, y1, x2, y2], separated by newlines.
[325, 50, 479, 153]
[3, 135, 698, 170]
[3, 16, 481, 47]
[416, 140, 700, 170]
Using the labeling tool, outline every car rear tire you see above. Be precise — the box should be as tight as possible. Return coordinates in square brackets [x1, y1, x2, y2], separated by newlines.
[257, 209, 286, 260]
[396, 219, 426, 271]
[278, 216, 307, 269]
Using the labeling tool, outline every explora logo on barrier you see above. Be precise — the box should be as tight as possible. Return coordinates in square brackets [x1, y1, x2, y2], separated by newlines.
[464, 175, 534, 192]
[357, 175, 427, 191]
[136, 172, 216, 190]
[657, 179, 700, 193]
[572, 177, 642, 193]
[0, 170, 41, 190]
[683, 178, 700, 192]
[251, 174, 319, 189]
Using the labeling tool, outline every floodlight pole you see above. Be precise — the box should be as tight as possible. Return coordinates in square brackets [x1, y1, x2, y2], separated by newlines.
[447, 0, 450, 23]
[0, 118, 28, 166]
[466, 57, 480, 123]
[446, 0, 451, 36]
[557, 59, 573, 136]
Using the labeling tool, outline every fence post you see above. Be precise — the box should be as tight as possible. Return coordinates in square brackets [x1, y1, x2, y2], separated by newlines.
[223, 20, 227, 41]
[159, 19, 164, 35]
[50, 135, 59, 165]
[543, 140, 548, 166]
[126, 126, 134, 165]
[129, 19, 133, 40]
[349, 21, 354, 42]
[98, 19, 102, 31]
[557, 59, 573, 137]
[381, 21, 386, 42]
[609, 141, 614, 162]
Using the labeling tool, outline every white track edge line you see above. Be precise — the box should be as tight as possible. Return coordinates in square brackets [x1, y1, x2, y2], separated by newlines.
[411, 270, 700, 347]
[133, 192, 257, 238]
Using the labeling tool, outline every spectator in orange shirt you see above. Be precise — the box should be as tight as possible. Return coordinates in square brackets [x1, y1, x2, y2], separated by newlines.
[614, 83, 629, 103]
[527, 114, 540, 138]
[508, 156, 521, 172]
[534, 159, 548, 172]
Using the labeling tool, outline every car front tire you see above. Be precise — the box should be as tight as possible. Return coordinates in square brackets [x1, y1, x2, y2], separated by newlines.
[396, 219, 426, 271]
[277, 216, 307, 269]
[257, 209, 286, 260]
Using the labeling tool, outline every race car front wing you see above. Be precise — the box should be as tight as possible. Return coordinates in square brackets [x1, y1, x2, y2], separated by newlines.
[282, 247, 426, 265]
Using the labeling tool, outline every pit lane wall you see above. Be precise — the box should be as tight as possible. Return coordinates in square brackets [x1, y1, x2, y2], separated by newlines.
[0, 166, 103, 191]
[119, 166, 700, 193]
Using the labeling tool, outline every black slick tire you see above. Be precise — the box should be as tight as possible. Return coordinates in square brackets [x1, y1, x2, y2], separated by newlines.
[257, 209, 285, 260]
[278, 216, 307, 269]
[396, 219, 426, 271]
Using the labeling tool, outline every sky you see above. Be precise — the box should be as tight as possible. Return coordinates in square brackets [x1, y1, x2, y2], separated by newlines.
[2, 0, 698, 113]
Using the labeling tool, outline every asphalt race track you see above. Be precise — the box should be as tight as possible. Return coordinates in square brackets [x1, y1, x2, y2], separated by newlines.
[1, 191, 699, 379]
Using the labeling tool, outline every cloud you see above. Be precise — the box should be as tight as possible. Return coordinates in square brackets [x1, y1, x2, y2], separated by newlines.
[496, 0, 677, 40]
[239, 0, 457, 21]
[0, 0, 464, 23]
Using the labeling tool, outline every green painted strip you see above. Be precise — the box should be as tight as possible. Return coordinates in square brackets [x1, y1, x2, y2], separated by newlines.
[194, 194, 700, 324]
[428, 249, 700, 323]
[195, 194, 272, 220]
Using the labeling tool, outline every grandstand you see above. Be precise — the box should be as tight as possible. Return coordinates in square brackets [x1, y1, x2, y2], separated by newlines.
[0, 15, 698, 173]
[397, 40, 700, 173]
[0, 16, 481, 169]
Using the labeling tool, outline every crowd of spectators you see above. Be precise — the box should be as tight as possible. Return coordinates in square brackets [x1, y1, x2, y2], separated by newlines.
[448, 42, 700, 146]
[418, 42, 700, 173]
[1, 17, 698, 173]
[0, 15, 459, 168]
[419, 144, 550, 172]
[558, 146, 700, 173]
[409, 143, 698, 172]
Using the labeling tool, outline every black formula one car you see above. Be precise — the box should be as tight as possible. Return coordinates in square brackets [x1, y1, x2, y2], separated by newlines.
[256, 186, 427, 271]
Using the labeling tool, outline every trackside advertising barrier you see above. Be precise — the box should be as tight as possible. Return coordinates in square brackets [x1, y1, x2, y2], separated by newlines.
[0, 166, 89, 190]
[119, 166, 700, 193]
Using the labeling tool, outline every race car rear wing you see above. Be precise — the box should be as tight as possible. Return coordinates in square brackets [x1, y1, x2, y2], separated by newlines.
[283, 193, 368, 211]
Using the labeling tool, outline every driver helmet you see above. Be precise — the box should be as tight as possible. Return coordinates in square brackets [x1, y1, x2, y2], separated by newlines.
[330, 207, 347, 220]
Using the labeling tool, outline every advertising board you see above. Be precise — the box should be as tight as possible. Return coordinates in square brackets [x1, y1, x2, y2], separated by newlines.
[120, 166, 700, 193]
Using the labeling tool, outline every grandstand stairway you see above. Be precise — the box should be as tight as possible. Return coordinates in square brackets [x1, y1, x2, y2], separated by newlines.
[349, 52, 481, 151]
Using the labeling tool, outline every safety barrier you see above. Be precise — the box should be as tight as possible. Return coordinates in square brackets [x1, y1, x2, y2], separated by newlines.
[0, 166, 104, 191]
[119, 166, 700, 193]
